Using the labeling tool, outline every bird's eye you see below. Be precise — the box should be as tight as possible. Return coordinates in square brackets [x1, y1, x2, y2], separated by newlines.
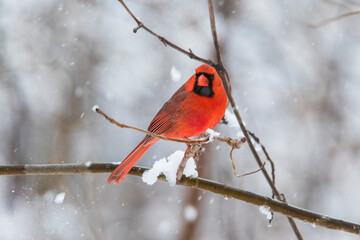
[208, 74, 214, 80]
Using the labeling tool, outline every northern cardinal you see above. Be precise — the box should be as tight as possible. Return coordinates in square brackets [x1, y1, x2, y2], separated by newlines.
[107, 64, 228, 184]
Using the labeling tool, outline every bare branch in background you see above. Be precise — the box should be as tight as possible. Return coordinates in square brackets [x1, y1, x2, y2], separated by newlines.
[309, 10, 360, 28]
[0, 163, 359, 235]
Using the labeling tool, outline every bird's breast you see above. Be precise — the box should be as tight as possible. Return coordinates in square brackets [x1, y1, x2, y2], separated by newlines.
[163, 92, 227, 138]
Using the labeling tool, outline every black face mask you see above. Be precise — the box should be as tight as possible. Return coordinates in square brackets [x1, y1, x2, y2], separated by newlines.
[193, 72, 215, 97]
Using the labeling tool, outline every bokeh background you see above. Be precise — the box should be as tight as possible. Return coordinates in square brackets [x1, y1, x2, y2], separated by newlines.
[1, 0, 360, 239]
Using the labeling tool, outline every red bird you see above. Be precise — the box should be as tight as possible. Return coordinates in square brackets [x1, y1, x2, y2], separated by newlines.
[107, 64, 228, 184]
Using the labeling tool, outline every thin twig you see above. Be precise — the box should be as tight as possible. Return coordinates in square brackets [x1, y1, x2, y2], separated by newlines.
[248, 131, 276, 187]
[0, 163, 360, 236]
[95, 107, 208, 144]
[207, 0, 222, 64]
[309, 11, 360, 28]
[95, 106, 246, 149]
[117, 0, 215, 66]
[229, 146, 266, 178]
[228, 139, 266, 178]
[207, 0, 232, 94]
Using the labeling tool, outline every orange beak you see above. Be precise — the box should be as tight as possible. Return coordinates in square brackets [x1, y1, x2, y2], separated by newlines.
[197, 74, 209, 87]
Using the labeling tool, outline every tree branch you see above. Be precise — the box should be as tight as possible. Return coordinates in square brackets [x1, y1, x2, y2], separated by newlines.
[0, 163, 359, 236]
[206, 1, 302, 238]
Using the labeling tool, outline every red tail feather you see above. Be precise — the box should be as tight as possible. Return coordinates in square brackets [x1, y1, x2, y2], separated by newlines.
[107, 138, 156, 184]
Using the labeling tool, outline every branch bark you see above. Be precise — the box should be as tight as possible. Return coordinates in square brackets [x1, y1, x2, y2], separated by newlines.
[0, 163, 359, 235]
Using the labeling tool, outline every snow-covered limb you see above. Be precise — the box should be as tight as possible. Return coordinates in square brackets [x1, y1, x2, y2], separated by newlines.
[0, 162, 359, 236]
[142, 150, 198, 186]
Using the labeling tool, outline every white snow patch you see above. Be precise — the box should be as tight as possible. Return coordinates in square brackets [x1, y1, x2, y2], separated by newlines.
[183, 158, 198, 178]
[236, 131, 245, 138]
[253, 140, 262, 152]
[85, 161, 92, 167]
[54, 192, 66, 204]
[170, 66, 182, 82]
[206, 128, 220, 142]
[225, 109, 240, 129]
[92, 104, 99, 112]
[184, 205, 198, 222]
[259, 205, 272, 220]
[142, 158, 167, 185]
[142, 150, 198, 186]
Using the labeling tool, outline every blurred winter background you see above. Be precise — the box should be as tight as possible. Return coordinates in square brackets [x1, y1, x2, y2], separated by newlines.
[1, 0, 360, 239]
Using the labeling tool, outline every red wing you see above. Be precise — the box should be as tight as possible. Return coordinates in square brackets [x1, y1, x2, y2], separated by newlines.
[147, 84, 188, 135]
[147, 110, 173, 135]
